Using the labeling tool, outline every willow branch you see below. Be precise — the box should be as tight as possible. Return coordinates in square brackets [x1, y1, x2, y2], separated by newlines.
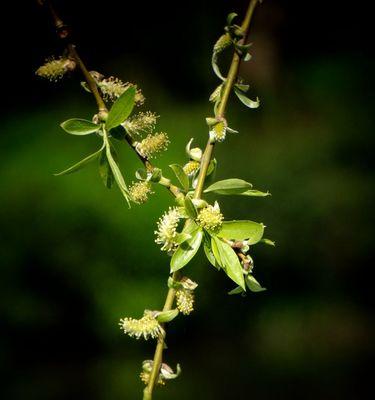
[38, 0, 181, 197]
[194, 0, 260, 199]
[144, 1, 261, 398]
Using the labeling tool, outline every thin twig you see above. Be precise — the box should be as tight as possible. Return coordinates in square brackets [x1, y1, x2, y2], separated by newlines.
[143, 1, 261, 398]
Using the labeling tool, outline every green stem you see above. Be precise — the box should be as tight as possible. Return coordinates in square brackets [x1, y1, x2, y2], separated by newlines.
[194, 0, 260, 200]
[144, 1, 261, 398]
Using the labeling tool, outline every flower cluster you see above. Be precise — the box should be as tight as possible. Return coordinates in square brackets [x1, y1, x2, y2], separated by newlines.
[183, 160, 200, 176]
[123, 111, 159, 136]
[119, 310, 163, 340]
[210, 120, 227, 142]
[136, 132, 169, 159]
[89, 73, 145, 105]
[129, 181, 153, 204]
[36, 57, 76, 81]
[176, 289, 195, 315]
[196, 201, 224, 232]
[155, 207, 181, 252]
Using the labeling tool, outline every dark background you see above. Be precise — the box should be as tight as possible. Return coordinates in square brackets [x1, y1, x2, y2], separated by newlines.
[1, 1, 373, 399]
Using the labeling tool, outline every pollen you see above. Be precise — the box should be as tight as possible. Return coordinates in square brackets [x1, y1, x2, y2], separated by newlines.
[36, 57, 76, 81]
[123, 111, 159, 136]
[176, 289, 194, 315]
[196, 201, 224, 232]
[136, 132, 169, 159]
[155, 207, 181, 252]
[183, 160, 200, 176]
[210, 121, 227, 142]
[129, 181, 153, 204]
[119, 310, 163, 340]
[97, 77, 145, 105]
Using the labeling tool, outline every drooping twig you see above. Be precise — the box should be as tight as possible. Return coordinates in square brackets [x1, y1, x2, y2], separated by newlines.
[143, 1, 262, 398]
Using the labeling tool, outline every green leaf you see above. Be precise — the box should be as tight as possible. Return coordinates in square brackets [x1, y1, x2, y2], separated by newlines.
[170, 222, 203, 272]
[54, 144, 104, 176]
[98, 149, 114, 188]
[203, 233, 220, 269]
[60, 118, 100, 135]
[246, 275, 266, 292]
[217, 220, 264, 244]
[228, 286, 244, 295]
[211, 236, 245, 289]
[239, 189, 271, 197]
[260, 238, 275, 246]
[175, 233, 192, 244]
[227, 12, 238, 25]
[234, 87, 260, 109]
[103, 130, 130, 206]
[156, 309, 179, 323]
[184, 195, 198, 219]
[212, 53, 226, 81]
[106, 86, 136, 131]
[204, 178, 252, 195]
[169, 164, 189, 191]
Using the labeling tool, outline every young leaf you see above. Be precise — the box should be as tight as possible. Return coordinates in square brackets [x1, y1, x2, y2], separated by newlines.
[54, 144, 104, 176]
[260, 238, 275, 246]
[203, 233, 220, 269]
[204, 178, 252, 194]
[228, 286, 244, 295]
[60, 118, 100, 135]
[246, 275, 266, 292]
[169, 164, 189, 191]
[211, 236, 245, 290]
[184, 195, 198, 219]
[103, 130, 130, 205]
[234, 87, 260, 109]
[239, 189, 271, 197]
[156, 309, 179, 323]
[171, 222, 203, 272]
[98, 149, 114, 188]
[212, 53, 226, 81]
[217, 220, 264, 244]
[106, 86, 136, 131]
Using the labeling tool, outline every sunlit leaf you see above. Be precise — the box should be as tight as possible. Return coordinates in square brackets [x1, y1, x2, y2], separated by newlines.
[106, 86, 136, 131]
[234, 87, 260, 109]
[60, 118, 100, 135]
[156, 309, 179, 323]
[211, 236, 245, 289]
[171, 221, 203, 272]
[204, 178, 252, 194]
[217, 220, 264, 244]
[246, 275, 266, 292]
[170, 164, 189, 191]
[54, 143, 104, 176]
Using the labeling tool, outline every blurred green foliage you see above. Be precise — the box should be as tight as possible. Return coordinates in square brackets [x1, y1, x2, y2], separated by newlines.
[1, 5, 374, 398]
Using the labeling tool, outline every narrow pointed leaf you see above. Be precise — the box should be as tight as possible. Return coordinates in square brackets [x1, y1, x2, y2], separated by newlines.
[246, 275, 266, 292]
[106, 86, 136, 131]
[234, 87, 260, 109]
[170, 164, 189, 191]
[98, 149, 114, 188]
[156, 309, 179, 323]
[211, 236, 245, 289]
[171, 222, 203, 272]
[228, 286, 244, 295]
[54, 144, 104, 176]
[204, 178, 252, 194]
[60, 118, 100, 135]
[184, 195, 198, 219]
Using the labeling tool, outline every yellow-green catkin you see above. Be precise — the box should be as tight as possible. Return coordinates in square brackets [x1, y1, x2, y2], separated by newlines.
[129, 181, 152, 204]
[123, 111, 158, 136]
[214, 33, 232, 53]
[36, 57, 76, 81]
[154, 207, 181, 252]
[119, 310, 163, 340]
[136, 132, 169, 159]
[196, 201, 224, 232]
[211, 121, 227, 142]
[97, 77, 145, 105]
[176, 289, 195, 315]
[183, 160, 200, 176]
